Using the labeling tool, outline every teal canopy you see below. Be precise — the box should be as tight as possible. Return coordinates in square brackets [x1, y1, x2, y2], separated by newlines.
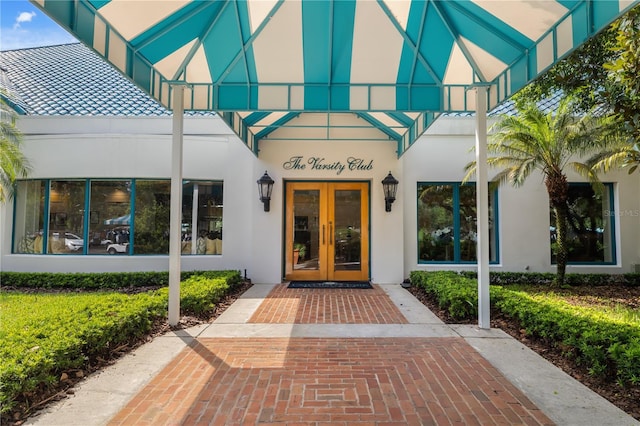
[103, 214, 130, 226]
[33, 0, 638, 155]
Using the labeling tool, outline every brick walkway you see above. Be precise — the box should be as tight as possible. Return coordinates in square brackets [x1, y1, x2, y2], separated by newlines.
[108, 285, 554, 425]
[249, 284, 408, 324]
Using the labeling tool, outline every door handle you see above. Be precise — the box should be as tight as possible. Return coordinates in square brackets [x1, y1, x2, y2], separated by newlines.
[322, 225, 326, 245]
[329, 221, 333, 245]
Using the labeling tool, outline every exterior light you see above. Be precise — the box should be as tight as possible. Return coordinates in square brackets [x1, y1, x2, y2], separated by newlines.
[381, 171, 398, 212]
[257, 171, 274, 212]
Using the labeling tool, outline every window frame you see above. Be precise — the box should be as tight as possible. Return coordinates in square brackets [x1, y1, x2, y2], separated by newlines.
[11, 178, 224, 256]
[550, 182, 617, 266]
[417, 182, 499, 265]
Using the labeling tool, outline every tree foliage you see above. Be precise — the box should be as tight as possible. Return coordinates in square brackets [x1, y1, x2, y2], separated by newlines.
[0, 93, 31, 203]
[512, 5, 640, 174]
[464, 97, 621, 286]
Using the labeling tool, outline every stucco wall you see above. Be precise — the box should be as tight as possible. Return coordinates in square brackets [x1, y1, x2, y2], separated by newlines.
[1, 115, 257, 277]
[1, 114, 638, 281]
[256, 138, 403, 284]
[402, 116, 640, 275]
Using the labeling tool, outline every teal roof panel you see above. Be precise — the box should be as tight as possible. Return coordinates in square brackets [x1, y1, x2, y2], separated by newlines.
[26, 0, 639, 156]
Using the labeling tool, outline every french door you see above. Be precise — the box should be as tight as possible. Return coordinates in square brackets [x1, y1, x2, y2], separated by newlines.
[285, 182, 369, 281]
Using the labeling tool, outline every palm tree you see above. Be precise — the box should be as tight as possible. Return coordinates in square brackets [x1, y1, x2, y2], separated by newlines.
[0, 93, 31, 203]
[464, 97, 620, 286]
[588, 140, 640, 175]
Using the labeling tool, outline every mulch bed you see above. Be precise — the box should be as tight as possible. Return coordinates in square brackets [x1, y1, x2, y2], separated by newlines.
[405, 283, 640, 421]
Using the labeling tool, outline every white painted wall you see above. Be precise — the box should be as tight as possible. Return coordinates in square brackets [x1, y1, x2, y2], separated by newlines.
[256, 139, 403, 284]
[402, 116, 640, 275]
[1, 115, 256, 276]
[1, 114, 638, 281]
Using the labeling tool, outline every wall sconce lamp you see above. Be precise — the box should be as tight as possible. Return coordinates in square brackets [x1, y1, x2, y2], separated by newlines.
[381, 171, 399, 212]
[257, 171, 274, 212]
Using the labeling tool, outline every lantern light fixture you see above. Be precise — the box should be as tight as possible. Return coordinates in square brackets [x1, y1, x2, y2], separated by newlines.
[257, 171, 274, 212]
[381, 171, 399, 212]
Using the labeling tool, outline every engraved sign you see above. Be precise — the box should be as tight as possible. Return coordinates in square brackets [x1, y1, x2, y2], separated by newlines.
[282, 156, 373, 175]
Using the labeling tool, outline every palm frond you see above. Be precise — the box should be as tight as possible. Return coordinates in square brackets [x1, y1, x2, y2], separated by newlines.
[0, 95, 30, 202]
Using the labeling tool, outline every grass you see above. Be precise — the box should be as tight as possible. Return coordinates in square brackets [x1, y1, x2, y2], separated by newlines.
[410, 271, 640, 387]
[0, 270, 241, 418]
[508, 285, 640, 326]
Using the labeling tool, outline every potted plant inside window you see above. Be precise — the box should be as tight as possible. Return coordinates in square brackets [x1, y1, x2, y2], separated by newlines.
[293, 243, 306, 264]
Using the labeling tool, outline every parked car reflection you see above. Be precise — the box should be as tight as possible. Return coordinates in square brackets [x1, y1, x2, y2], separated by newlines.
[52, 232, 84, 251]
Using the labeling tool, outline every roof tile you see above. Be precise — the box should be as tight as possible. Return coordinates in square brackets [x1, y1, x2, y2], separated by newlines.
[0, 43, 213, 117]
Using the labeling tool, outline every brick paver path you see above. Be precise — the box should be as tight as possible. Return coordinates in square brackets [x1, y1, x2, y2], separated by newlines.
[249, 284, 408, 324]
[108, 286, 554, 425]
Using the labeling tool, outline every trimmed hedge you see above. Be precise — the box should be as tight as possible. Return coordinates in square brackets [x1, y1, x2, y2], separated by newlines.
[0, 270, 242, 290]
[409, 271, 478, 320]
[458, 271, 640, 287]
[409, 271, 640, 387]
[0, 270, 242, 415]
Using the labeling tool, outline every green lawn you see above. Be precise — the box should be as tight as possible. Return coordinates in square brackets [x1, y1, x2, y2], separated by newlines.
[0, 270, 241, 418]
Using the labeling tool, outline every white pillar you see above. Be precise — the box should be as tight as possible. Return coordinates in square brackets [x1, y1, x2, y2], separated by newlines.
[475, 87, 490, 329]
[168, 85, 184, 326]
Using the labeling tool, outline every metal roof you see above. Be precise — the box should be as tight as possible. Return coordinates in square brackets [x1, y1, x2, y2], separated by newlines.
[28, 0, 638, 155]
[1, 43, 179, 116]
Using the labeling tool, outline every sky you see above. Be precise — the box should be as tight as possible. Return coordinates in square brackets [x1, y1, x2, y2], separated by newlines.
[1, 0, 78, 51]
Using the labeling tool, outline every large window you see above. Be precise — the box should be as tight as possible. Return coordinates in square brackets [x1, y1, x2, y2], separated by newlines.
[181, 181, 224, 255]
[550, 183, 616, 264]
[13, 180, 46, 254]
[12, 179, 223, 256]
[417, 183, 498, 263]
[48, 180, 86, 254]
[90, 181, 131, 255]
[134, 180, 171, 255]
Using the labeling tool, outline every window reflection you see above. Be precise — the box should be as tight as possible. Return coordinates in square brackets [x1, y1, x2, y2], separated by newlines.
[550, 184, 615, 264]
[89, 181, 131, 255]
[48, 180, 86, 254]
[134, 180, 171, 255]
[417, 183, 497, 263]
[334, 190, 361, 271]
[13, 181, 46, 254]
[12, 179, 223, 256]
[418, 185, 454, 261]
[182, 181, 223, 255]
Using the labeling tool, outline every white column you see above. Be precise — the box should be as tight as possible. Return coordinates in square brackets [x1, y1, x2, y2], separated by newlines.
[168, 85, 184, 326]
[475, 87, 490, 329]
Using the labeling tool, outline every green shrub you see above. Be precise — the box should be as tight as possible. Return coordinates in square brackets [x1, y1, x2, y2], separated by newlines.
[457, 271, 640, 287]
[409, 271, 477, 320]
[0, 270, 243, 290]
[410, 270, 640, 387]
[623, 273, 640, 287]
[0, 270, 242, 415]
[492, 287, 640, 386]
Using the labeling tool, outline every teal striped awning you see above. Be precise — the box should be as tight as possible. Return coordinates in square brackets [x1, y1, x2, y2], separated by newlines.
[32, 0, 638, 155]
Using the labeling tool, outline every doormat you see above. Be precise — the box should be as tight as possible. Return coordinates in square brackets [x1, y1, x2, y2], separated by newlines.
[288, 281, 372, 289]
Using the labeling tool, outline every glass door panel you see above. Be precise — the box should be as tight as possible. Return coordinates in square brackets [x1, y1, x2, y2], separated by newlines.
[285, 183, 326, 281]
[333, 190, 361, 271]
[293, 189, 320, 271]
[328, 183, 369, 281]
[285, 181, 368, 282]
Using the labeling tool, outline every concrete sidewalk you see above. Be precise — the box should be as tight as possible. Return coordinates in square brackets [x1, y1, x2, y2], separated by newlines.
[26, 284, 638, 425]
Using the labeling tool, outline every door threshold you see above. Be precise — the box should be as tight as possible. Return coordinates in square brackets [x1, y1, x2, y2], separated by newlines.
[287, 281, 372, 289]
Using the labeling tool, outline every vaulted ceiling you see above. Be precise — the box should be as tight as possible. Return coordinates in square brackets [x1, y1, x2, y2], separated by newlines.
[32, 0, 637, 155]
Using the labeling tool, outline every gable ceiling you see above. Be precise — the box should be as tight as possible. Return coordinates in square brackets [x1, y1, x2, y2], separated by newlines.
[32, 0, 638, 156]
